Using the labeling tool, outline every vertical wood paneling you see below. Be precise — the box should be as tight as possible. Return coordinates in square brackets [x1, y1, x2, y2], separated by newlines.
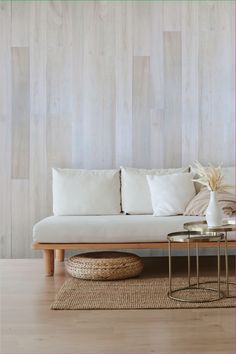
[47, 1, 63, 46]
[217, 28, 234, 165]
[101, 55, 116, 167]
[212, 29, 234, 166]
[150, 1, 164, 111]
[83, 1, 116, 56]
[0, 1, 234, 258]
[198, 0, 233, 32]
[11, 1, 29, 46]
[11, 47, 30, 179]
[163, 32, 182, 168]
[71, 1, 84, 168]
[0, 2, 12, 258]
[82, 2, 116, 168]
[133, 1, 151, 56]
[163, 1, 181, 31]
[132, 56, 150, 167]
[181, 2, 199, 165]
[215, 1, 234, 32]
[46, 44, 73, 210]
[47, 1, 72, 47]
[198, 31, 213, 165]
[96, 1, 116, 56]
[199, 27, 234, 165]
[29, 2, 47, 258]
[11, 180, 30, 258]
[82, 53, 102, 168]
[115, 1, 133, 166]
[198, 1, 215, 31]
[83, 52, 116, 168]
[150, 109, 165, 168]
[46, 1, 73, 210]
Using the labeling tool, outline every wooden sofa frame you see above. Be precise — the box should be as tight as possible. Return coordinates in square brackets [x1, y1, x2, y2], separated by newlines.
[32, 241, 236, 276]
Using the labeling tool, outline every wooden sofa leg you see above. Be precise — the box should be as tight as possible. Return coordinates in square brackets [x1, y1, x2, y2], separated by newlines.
[43, 250, 54, 276]
[56, 249, 65, 262]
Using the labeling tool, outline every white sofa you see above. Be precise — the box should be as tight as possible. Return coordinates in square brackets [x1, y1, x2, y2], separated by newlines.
[32, 166, 235, 276]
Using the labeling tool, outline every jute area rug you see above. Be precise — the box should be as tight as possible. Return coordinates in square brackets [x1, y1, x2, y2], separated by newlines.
[51, 275, 236, 310]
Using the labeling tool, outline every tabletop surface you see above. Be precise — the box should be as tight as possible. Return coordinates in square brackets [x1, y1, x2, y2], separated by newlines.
[167, 231, 224, 243]
[183, 220, 236, 233]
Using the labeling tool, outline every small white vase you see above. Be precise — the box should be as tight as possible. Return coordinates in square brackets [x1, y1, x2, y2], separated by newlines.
[205, 191, 223, 227]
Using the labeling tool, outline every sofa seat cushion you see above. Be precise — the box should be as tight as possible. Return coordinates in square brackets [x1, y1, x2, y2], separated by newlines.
[33, 215, 236, 243]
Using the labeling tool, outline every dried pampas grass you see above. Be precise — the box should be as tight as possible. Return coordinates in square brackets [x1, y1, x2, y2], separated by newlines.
[191, 161, 233, 192]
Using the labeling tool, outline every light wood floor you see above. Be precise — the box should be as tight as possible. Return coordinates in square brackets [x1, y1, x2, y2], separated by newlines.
[0, 257, 235, 354]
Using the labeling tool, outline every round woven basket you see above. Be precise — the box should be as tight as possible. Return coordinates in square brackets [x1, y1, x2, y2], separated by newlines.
[65, 251, 144, 280]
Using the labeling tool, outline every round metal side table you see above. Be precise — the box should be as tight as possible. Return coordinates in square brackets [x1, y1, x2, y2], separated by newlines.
[167, 231, 225, 303]
[184, 220, 236, 298]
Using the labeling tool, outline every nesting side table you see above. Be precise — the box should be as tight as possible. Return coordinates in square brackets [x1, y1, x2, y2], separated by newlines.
[167, 231, 225, 303]
[184, 220, 236, 298]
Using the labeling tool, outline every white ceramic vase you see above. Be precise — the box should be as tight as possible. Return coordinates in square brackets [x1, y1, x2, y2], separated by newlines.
[205, 191, 223, 227]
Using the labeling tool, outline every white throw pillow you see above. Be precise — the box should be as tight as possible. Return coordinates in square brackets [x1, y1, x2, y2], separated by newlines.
[147, 173, 196, 216]
[52, 168, 121, 215]
[121, 166, 189, 214]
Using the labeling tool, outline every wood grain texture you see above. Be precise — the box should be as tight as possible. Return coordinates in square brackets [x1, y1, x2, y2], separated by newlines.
[150, 109, 165, 168]
[0, 1, 234, 258]
[163, 0, 181, 31]
[11, 1, 29, 46]
[55, 249, 65, 262]
[47, 1, 72, 47]
[198, 0, 234, 32]
[43, 249, 54, 276]
[115, 1, 133, 166]
[211, 28, 234, 166]
[133, 0, 151, 56]
[11, 180, 30, 258]
[132, 56, 150, 167]
[83, 1, 116, 57]
[29, 2, 48, 258]
[150, 1, 164, 110]
[46, 43, 73, 210]
[1, 258, 235, 353]
[32, 241, 236, 251]
[0, 2, 12, 258]
[83, 52, 116, 168]
[163, 32, 182, 168]
[198, 28, 234, 165]
[11, 47, 30, 179]
[181, 2, 199, 165]
[71, 1, 84, 168]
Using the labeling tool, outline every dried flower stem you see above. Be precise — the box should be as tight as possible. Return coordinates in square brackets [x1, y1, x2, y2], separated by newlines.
[191, 161, 233, 192]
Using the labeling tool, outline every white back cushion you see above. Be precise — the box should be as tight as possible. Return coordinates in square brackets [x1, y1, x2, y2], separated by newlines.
[147, 173, 196, 216]
[53, 168, 121, 215]
[121, 166, 189, 214]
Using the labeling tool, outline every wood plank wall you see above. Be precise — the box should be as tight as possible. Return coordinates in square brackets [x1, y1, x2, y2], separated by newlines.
[0, 1, 234, 258]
